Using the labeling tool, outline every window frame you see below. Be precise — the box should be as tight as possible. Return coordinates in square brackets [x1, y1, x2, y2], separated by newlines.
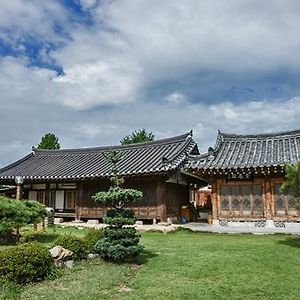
[219, 183, 264, 218]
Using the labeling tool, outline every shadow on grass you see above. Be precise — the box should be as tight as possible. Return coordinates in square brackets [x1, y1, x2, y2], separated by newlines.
[20, 232, 61, 245]
[167, 227, 194, 234]
[277, 237, 300, 248]
[126, 249, 158, 265]
[35, 233, 60, 244]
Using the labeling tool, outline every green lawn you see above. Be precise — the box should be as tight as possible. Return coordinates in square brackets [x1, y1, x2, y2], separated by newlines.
[2, 228, 300, 299]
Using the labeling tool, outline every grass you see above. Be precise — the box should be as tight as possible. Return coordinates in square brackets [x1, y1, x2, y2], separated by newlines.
[1, 228, 300, 299]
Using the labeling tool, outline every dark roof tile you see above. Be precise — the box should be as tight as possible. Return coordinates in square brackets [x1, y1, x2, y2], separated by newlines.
[187, 129, 300, 170]
[0, 132, 197, 181]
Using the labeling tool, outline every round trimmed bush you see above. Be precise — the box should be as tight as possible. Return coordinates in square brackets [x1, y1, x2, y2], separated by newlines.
[19, 230, 43, 243]
[94, 208, 143, 262]
[94, 227, 143, 262]
[104, 208, 136, 227]
[0, 243, 53, 284]
[84, 228, 103, 253]
[53, 234, 87, 260]
[106, 209, 135, 219]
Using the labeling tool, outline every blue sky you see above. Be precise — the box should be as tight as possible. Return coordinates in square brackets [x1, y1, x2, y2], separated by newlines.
[0, 0, 300, 165]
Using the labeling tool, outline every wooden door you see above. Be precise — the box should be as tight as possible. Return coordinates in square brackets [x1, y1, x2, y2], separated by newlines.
[55, 191, 64, 211]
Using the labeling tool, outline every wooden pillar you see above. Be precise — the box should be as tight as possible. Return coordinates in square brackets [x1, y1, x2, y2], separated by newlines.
[269, 180, 275, 218]
[264, 180, 272, 220]
[15, 176, 24, 200]
[76, 182, 83, 221]
[156, 181, 167, 222]
[44, 183, 50, 207]
[211, 180, 218, 221]
[16, 185, 22, 200]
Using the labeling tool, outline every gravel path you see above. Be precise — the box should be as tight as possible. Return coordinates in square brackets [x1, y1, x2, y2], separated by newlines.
[56, 220, 300, 235]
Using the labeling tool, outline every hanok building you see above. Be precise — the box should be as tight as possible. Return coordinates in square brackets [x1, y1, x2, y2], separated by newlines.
[186, 130, 300, 227]
[0, 132, 203, 222]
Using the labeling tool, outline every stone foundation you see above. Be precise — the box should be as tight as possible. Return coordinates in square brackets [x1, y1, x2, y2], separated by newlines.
[214, 219, 300, 229]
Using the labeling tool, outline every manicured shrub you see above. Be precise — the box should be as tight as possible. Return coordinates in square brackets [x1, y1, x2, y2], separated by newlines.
[0, 196, 47, 244]
[0, 243, 53, 284]
[84, 228, 103, 253]
[94, 209, 143, 262]
[53, 234, 87, 260]
[92, 151, 144, 262]
[106, 208, 136, 219]
[95, 238, 144, 262]
[19, 230, 43, 243]
[104, 208, 136, 226]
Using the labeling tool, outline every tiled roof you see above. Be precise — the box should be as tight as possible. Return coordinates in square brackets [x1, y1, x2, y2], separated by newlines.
[0, 132, 198, 181]
[187, 130, 300, 171]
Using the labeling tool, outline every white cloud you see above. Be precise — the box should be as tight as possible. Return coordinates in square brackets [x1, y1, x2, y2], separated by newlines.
[91, 0, 300, 81]
[66, 96, 300, 155]
[28, 0, 300, 110]
[2, 1, 300, 110]
[192, 97, 300, 151]
[0, 56, 56, 105]
[53, 59, 141, 109]
[78, 0, 99, 10]
[1, 1, 300, 166]
[0, 55, 140, 111]
[0, 1, 68, 46]
[1, 67, 300, 165]
[72, 123, 119, 139]
[164, 92, 187, 105]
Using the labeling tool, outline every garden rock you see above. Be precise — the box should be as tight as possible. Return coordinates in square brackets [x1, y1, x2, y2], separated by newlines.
[64, 260, 74, 269]
[87, 219, 99, 225]
[88, 253, 99, 259]
[49, 246, 62, 258]
[49, 246, 73, 261]
[54, 218, 64, 224]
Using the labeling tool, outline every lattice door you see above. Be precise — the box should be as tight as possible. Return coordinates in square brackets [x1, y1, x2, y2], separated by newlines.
[274, 184, 299, 217]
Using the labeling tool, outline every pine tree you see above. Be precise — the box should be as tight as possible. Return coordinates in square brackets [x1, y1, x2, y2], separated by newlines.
[281, 155, 300, 197]
[120, 129, 154, 145]
[92, 150, 144, 262]
[37, 133, 60, 150]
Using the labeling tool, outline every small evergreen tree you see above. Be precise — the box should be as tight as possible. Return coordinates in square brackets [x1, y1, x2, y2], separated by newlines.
[281, 154, 300, 197]
[92, 151, 144, 262]
[37, 133, 60, 149]
[0, 197, 47, 244]
[120, 129, 154, 145]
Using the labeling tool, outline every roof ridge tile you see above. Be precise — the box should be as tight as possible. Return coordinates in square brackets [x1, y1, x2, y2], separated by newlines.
[186, 129, 300, 171]
[33, 132, 192, 155]
[0, 132, 195, 181]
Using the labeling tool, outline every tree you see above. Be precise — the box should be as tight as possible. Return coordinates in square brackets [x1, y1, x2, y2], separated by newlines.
[37, 133, 60, 150]
[0, 197, 47, 245]
[120, 129, 154, 145]
[92, 150, 144, 262]
[281, 155, 300, 197]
